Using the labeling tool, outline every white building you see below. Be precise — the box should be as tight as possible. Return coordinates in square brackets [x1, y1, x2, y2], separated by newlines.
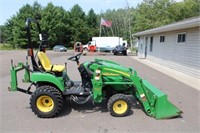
[133, 16, 200, 78]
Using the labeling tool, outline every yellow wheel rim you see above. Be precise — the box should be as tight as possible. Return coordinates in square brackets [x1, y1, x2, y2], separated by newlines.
[36, 95, 54, 112]
[113, 100, 128, 115]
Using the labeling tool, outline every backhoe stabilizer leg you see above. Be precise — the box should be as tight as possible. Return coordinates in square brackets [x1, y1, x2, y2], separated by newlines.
[10, 68, 18, 91]
[9, 62, 28, 91]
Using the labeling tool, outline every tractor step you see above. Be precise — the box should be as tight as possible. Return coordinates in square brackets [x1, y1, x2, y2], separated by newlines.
[63, 84, 90, 96]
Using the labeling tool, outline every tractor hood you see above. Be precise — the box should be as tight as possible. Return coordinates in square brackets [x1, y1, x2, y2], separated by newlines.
[94, 58, 132, 77]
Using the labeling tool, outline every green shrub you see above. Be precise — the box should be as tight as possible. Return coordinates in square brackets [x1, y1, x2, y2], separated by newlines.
[0, 43, 14, 50]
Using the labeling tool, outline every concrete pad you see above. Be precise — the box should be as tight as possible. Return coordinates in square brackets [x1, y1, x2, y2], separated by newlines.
[130, 56, 200, 90]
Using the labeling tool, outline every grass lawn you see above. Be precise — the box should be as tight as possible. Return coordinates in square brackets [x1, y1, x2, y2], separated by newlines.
[0, 43, 14, 50]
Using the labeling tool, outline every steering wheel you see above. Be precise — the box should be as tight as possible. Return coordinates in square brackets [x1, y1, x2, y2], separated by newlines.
[68, 52, 82, 65]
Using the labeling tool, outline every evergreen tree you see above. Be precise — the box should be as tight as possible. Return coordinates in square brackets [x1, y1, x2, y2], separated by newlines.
[69, 4, 89, 45]
[4, 2, 42, 48]
[86, 9, 98, 40]
[41, 2, 71, 47]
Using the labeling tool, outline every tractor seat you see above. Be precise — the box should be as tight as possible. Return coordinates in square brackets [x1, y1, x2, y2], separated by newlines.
[37, 52, 65, 72]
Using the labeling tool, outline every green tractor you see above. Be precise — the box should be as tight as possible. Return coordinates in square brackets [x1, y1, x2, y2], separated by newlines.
[9, 18, 182, 119]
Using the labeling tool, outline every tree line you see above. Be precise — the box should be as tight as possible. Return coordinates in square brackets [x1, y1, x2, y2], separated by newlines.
[1, 0, 199, 48]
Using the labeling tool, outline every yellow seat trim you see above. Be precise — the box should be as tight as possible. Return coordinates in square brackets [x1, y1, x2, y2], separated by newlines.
[37, 52, 65, 72]
[51, 64, 65, 72]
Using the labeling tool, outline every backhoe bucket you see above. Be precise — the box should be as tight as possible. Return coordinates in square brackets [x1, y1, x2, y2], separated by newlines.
[140, 80, 182, 119]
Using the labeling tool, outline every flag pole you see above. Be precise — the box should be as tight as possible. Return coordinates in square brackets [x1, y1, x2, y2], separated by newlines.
[99, 18, 102, 37]
[111, 27, 114, 36]
[99, 25, 102, 37]
[102, 26, 106, 36]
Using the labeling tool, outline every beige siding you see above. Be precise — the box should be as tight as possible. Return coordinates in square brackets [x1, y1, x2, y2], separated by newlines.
[139, 27, 200, 78]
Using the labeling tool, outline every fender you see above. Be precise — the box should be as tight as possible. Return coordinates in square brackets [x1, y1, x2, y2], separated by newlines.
[30, 72, 65, 91]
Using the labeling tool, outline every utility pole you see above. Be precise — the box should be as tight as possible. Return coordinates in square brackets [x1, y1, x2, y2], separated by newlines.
[126, 0, 132, 48]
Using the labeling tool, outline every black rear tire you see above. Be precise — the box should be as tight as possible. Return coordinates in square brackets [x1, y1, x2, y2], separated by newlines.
[30, 85, 63, 118]
[123, 50, 127, 55]
[107, 94, 131, 117]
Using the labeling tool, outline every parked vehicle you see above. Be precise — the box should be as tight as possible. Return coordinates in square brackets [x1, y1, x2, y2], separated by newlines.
[113, 45, 127, 55]
[83, 37, 127, 52]
[53, 45, 67, 52]
[99, 46, 114, 52]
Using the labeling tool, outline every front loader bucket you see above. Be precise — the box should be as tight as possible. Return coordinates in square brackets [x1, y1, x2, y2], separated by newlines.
[139, 80, 182, 119]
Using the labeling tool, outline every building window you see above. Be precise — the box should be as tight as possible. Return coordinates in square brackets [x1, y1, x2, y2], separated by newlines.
[140, 39, 143, 49]
[160, 36, 165, 43]
[150, 36, 153, 52]
[177, 33, 186, 43]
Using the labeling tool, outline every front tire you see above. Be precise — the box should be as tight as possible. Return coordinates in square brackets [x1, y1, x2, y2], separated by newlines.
[107, 94, 131, 117]
[30, 85, 63, 118]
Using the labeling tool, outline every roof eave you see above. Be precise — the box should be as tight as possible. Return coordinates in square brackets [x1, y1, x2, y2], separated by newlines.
[133, 17, 200, 37]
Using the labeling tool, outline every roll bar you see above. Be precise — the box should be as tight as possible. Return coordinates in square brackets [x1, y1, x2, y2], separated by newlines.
[25, 18, 42, 49]
[25, 18, 43, 71]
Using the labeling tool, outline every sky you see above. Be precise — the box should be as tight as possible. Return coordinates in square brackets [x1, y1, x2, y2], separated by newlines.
[0, 0, 144, 25]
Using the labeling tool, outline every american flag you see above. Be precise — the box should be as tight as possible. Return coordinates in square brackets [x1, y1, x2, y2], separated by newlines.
[100, 18, 112, 27]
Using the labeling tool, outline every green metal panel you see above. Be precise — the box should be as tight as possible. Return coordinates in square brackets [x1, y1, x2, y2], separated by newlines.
[141, 80, 182, 119]
[91, 79, 103, 103]
[23, 60, 30, 83]
[154, 95, 182, 119]
[90, 60, 134, 102]
[130, 75, 153, 116]
[95, 58, 131, 74]
[10, 68, 18, 91]
[90, 63, 103, 103]
[30, 72, 65, 91]
[9, 62, 25, 91]
[102, 76, 131, 91]
[23, 67, 30, 83]
[95, 58, 120, 65]
[104, 82, 133, 85]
